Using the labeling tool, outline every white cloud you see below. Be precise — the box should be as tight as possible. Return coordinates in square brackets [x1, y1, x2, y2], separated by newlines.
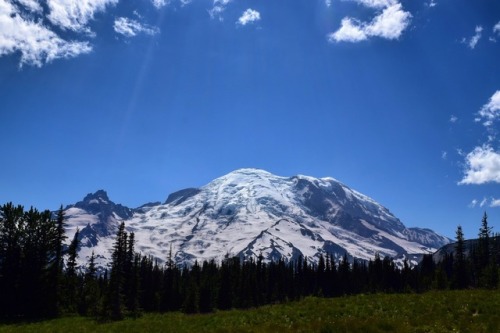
[328, 18, 367, 42]
[441, 151, 448, 160]
[459, 145, 500, 185]
[465, 25, 483, 49]
[114, 17, 159, 37]
[0, 0, 92, 67]
[47, 0, 118, 32]
[209, 0, 231, 21]
[450, 115, 458, 123]
[477, 90, 500, 128]
[16, 0, 42, 13]
[426, 0, 437, 8]
[353, 0, 397, 9]
[365, 4, 411, 40]
[208, 6, 224, 21]
[151, 0, 169, 9]
[325, 0, 332, 7]
[470, 198, 500, 208]
[494, 21, 500, 35]
[237, 8, 260, 26]
[329, 4, 411, 43]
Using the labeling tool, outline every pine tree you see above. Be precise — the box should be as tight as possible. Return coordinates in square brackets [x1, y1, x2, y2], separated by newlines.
[317, 254, 326, 296]
[0, 203, 24, 318]
[79, 251, 101, 317]
[106, 222, 128, 319]
[124, 233, 140, 317]
[50, 206, 67, 316]
[63, 229, 79, 313]
[477, 212, 496, 288]
[217, 259, 232, 310]
[67, 229, 80, 277]
[452, 225, 468, 289]
[339, 252, 350, 294]
[55, 206, 67, 275]
[478, 212, 492, 270]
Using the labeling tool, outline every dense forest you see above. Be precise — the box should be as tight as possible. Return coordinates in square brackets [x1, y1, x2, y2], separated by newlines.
[0, 202, 499, 321]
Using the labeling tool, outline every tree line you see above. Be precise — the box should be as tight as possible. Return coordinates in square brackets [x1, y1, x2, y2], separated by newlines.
[0, 203, 499, 321]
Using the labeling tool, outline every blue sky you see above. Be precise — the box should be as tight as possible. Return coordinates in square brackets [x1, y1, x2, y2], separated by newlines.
[0, 0, 499, 239]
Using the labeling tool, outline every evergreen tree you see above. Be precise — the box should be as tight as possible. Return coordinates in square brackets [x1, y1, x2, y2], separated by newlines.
[477, 212, 496, 287]
[182, 279, 200, 314]
[478, 212, 492, 270]
[199, 260, 217, 313]
[49, 206, 67, 316]
[124, 233, 140, 316]
[54, 206, 67, 275]
[106, 222, 128, 319]
[452, 225, 469, 289]
[0, 203, 24, 318]
[79, 251, 101, 317]
[67, 229, 80, 277]
[217, 259, 232, 310]
[64, 229, 80, 313]
[338, 252, 351, 294]
[418, 254, 435, 292]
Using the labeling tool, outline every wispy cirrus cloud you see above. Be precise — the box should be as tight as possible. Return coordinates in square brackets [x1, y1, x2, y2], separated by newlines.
[209, 0, 231, 21]
[114, 17, 160, 37]
[462, 25, 483, 49]
[16, 0, 42, 13]
[476, 90, 500, 129]
[352, 0, 397, 9]
[328, 3, 411, 43]
[426, 0, 437, 8]
[494, 21, 500, 35]
[47, 0, 118, 33]
[151, 0, 169, 9]
[469, 199, 478, 208]
[0, 0, 92, 67]
[470, 197, 500, 208]
[237, 8, 260, 26]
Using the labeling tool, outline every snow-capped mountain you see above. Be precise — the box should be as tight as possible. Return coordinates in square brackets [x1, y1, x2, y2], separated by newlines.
[63, 168, 450, 270]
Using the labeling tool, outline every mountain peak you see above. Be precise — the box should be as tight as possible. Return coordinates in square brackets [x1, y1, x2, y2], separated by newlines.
[224, 168, 276, 178]
[62, 170, 451, 269]
[70, 190, 133, 227]
[82, 190, 110, 204]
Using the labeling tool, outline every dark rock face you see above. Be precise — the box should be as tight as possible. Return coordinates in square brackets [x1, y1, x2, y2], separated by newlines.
[67, 190, 133, 237]
[165, 188, 201, 206]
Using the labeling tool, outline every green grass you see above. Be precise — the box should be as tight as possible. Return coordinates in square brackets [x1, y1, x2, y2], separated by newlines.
[1, 290, 500, 332]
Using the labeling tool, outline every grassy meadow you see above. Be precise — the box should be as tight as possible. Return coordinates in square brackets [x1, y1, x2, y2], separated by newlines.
[1, 290, 499, 333]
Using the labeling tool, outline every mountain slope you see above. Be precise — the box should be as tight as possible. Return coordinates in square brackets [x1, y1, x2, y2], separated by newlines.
[63, 169, 450, 269]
